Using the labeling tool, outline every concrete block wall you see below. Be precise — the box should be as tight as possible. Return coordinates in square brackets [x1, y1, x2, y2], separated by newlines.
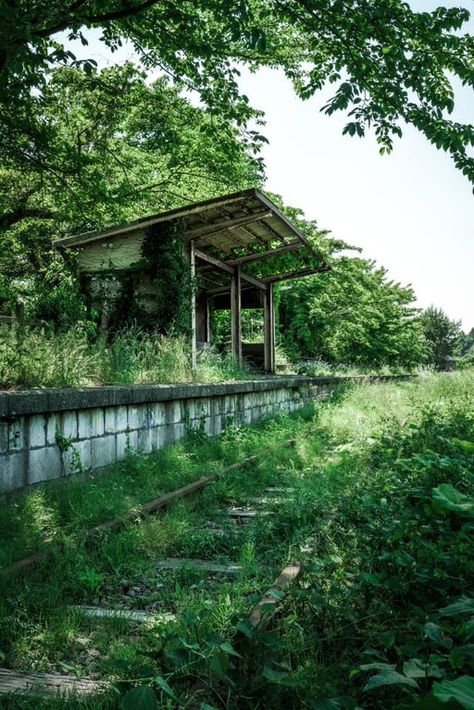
[0, 374, 410, 492]
[0, 377, 321, 492]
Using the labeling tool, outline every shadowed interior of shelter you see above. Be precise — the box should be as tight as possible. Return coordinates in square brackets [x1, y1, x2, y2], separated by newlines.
[56, 188, 330, 372]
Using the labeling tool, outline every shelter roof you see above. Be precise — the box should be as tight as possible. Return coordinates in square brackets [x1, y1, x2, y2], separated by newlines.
[57, 188, 329, 287]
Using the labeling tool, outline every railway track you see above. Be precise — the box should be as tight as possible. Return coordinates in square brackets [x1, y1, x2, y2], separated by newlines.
[0, 436, 308, 704]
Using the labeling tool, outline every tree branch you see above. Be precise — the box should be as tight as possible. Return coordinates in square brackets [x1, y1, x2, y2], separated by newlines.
[0, 208, 55, 230]
[33, 0, 161, 39]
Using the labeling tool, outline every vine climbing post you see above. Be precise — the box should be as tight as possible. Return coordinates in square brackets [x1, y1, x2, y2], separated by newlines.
[231, 265, 242, 367]
[188, 239, 197, 372]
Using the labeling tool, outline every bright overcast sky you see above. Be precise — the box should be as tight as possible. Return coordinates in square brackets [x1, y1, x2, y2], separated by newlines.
[59, 0, 474, 330]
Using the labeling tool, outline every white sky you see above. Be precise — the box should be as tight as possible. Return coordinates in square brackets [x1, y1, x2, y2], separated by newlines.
[58, 1, 474, 330]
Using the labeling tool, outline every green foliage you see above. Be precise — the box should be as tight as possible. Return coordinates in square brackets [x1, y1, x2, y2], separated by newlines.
[279, 256, 427, 368]
[120, 685, 158, 709]
[1, 371, 474, 709]
[461, 329, 474, 357]
[141, 221, 192, 335]
[0, 62, 262, 312]
[432, 677, 474, 709]
[0, 324, 253, 388]
[1, 1, 473, 190]
[421, 306, 463, 370]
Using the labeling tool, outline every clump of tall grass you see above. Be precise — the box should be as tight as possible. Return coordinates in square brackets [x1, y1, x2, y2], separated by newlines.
[0, 324, 254, 389]
[100, 327, 191, 384]
[0, 323, 100, 388]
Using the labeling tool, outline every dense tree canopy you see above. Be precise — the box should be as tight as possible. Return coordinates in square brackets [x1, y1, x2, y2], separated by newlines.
[278, 255, 427, 368]
[1, 0, 473, 203]
[0, 2, 470, 370]
[0, 64, 262, 319]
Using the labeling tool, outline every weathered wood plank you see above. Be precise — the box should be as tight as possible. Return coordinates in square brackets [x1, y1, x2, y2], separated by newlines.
[188, 239, 197, 371]
[264, 487, 296, 493]
[71, 606, 175, 624]
[249, 496, 289, 505]
[225, 241, 303, 266]
[156, 558, 241, 574]
[185, 210, 271, 240]
[76, 231, 145, 272]
[226, 507, 274, 518]
[249, 562, 302, 627]
[0, 668, 110, 698]
[230, 266, 242, 367]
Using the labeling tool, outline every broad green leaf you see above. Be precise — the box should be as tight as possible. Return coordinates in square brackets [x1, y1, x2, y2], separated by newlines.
[364, 670, 419, 691]
[452, 439, 474, 453]
[360, 662, 396, 671]
[311, 697, 357, 709]
[425, 622, 453, 649]
[433, 676, 474, 709]
[219, 641, 242, 658]
[120, 686, 158, 710]
[262, 666, 298, 686]
[210, 651, 228, 678]
[441, 597, 474, 617]
[449, 648, 465, 670]
[236, 619, 253, 638]
[404, 659, 443, 679]
[154, 677, 178, 702]
[432, 485, 474, 517]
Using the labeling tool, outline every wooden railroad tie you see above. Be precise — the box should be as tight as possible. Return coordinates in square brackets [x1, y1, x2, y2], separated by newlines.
[0, 668, 111, 699]
[156, 557, 241, 574]
[248, 562, 302, 627]
[2, 436, 301, 576]
[71, 606, 175, 625]
[226, 507, 274, 518]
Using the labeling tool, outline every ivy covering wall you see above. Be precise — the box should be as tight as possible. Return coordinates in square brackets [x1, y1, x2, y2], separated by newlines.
[82, 221, 193, 335]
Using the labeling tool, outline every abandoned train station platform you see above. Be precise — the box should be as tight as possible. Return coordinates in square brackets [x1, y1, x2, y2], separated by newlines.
[57, 188, 330, 373]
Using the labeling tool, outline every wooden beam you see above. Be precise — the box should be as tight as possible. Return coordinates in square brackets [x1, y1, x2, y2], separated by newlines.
[257, 217, 289, 246]
[185, 210, 271, 240]
[195, 248, 266, 291]
[264, 282, 275, 373]
[253, 191, 325, 261]
[188, 240, 197, 371]
[205, 266, 329, 296]
[231, 266, 242, 367]
[225, 241, 303, 266]
[263, 265, 331, 284]
[212, 289, 263, 310]
[195, 248, 234, 274]
[234, 223, 269, 247]
[241, 270, 266, 291]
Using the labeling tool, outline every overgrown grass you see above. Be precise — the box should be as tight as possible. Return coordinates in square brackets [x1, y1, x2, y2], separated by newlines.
[297, 356, 411, 377]
[0, 324, 254, 388]
[1, 371, 473, 709]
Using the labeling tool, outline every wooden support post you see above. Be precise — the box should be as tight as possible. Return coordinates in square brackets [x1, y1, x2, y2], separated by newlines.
[206, 296, 211, 343]
[230, 266, 242, 367]
[264, 282, 275, 373]
[189, 240, 197, 371]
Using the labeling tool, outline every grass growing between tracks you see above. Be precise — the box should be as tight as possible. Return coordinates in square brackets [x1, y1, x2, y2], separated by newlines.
[1, 371, 474, 709]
